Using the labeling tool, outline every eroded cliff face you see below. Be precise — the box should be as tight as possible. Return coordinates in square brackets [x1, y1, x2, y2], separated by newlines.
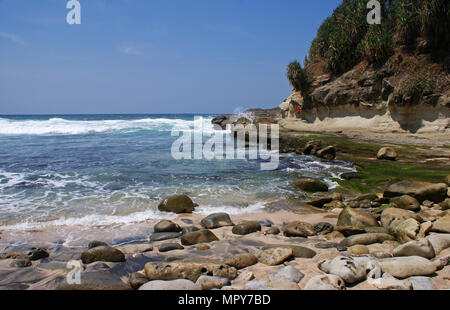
[279, 67, 450, 134]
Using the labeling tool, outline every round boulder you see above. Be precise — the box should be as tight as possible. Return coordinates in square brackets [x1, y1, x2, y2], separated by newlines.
[180, 229, 219, 246]
[232, 221, 261, 235]
[154, 220, 182, 233]
[200, 213, 234, 229]
[316, 146, 336, 160]
[80, 246, 126, 264]
[158, 195, 197, 214]
[390, 195, 420, 212]
[393, 238, 435, 259]
[293, 178, 328, 192]
[377, 147, 397, 161]
[283, 221, 317, 237]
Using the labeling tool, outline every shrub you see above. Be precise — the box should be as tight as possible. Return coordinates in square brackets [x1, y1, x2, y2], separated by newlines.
[287, 61, 313, 94]
[422, 0, 450, 48]
[399, 69, 436, 100]
[359, 23, 394, 65]
[385, 0, 424, 45]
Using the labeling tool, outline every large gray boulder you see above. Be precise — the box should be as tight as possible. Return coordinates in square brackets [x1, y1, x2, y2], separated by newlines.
[431, 216, 450, 233]
[200, 213, 234, 229]
[269, 266, 304, 283]
[390, 218, 421, 243]
[426, 233, 450, 254]
[337, 207, 380, 229]
[318, 256, 381, 284]
[393, 239, 435, 259]
[384, 181, 448, 203]
[379, 256, 437, 279]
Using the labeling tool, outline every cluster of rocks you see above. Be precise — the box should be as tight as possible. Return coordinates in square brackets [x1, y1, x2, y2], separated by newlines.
[1, 176, 449, 290]
[298, 177, 450, 290]
[280, 139, 337, 160]
[1, 248, 49, 269]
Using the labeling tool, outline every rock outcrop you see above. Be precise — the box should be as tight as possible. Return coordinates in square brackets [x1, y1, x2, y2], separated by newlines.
[278, 68, 450, 134]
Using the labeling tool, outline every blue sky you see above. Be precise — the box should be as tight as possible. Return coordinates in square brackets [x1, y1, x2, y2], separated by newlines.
[0, 0, 340, 114]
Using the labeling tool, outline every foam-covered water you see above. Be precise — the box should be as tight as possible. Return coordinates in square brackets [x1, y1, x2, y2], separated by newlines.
[0, 114, 355, 233]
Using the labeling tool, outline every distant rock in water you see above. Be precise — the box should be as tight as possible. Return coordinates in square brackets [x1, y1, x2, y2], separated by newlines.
[293, 178, 329, 192]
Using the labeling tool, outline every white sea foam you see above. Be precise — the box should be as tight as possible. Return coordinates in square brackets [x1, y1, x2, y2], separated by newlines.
[0, 117, 218, 136]
[0, 208, 176, 231]
[194, 201, 266, 215]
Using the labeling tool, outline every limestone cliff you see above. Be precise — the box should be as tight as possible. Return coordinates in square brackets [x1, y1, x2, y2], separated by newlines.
[279, 65, 449, 134]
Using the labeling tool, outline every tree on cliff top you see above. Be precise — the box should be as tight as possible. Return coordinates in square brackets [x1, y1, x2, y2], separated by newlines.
[287, 61, 313, 95]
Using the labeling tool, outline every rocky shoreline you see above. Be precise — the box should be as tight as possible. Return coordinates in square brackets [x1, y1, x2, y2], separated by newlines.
[1, 149, 449, 290]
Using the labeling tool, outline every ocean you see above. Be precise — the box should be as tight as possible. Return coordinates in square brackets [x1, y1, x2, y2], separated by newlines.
[0, 114, 355, 245]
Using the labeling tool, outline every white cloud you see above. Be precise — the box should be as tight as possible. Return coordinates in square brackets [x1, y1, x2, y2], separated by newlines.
[0, 32, 25, 45]
[118, 46, 142, 56]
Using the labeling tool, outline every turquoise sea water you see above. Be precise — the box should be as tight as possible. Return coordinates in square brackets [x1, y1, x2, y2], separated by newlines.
[0, 114, 355, 231]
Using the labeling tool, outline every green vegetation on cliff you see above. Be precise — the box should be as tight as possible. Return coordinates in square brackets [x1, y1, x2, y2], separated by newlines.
[290, 0, 449, 78]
